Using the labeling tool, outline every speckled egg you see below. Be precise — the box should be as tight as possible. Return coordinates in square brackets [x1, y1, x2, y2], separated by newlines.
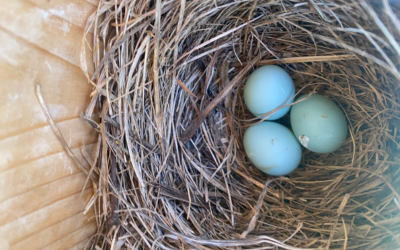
[290, 94, 348, 153]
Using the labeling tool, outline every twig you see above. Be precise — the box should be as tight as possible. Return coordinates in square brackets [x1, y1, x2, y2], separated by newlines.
[240, 179, 274, 238]
[35, 84, 95, 181]
[231, 54, 356, 67]
[181, 56, 260, 143]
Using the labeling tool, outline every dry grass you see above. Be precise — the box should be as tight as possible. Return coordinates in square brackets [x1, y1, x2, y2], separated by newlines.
[79, 0, 400, 249]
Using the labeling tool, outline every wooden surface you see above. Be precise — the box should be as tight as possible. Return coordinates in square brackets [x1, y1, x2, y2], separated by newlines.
[0, 0, 98, 249]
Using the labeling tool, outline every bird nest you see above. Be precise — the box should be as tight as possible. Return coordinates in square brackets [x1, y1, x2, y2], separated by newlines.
[80, 0, 400, 249]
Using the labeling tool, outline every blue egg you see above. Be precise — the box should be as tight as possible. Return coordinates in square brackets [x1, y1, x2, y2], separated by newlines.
[290, 94, 347, 153]
[244, 65, 295, 120]
[243, 122, 302, 176]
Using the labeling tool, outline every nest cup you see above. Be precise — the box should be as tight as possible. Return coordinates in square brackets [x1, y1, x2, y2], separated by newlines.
[81, 0, 400, 249]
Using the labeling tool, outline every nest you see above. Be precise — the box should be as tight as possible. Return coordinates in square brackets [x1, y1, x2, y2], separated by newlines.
[80, 0, 400, 249]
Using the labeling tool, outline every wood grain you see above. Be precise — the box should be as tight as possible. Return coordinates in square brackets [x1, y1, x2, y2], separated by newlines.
[0, 0, 98, 249]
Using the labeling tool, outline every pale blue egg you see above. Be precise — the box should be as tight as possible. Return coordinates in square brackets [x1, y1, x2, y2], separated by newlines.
[243, 122, 302, 176]
[244, 65, 295, 120]
[290, 94, 347, 153]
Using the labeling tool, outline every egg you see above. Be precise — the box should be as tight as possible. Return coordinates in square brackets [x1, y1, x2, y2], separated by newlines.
[290, 94, 347, 153]
[244, 65, 295, 120]
[243, 122, 302, 176]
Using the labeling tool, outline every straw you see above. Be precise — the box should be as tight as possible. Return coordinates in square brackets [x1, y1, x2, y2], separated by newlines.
[80, 0, 400, 249]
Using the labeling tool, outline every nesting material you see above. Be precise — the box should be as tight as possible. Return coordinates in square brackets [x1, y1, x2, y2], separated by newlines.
[81, 0, 400, 249]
